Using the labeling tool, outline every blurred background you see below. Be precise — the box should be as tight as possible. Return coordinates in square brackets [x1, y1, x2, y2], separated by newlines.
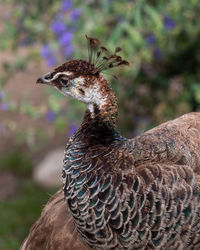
[0, 0, 200, 248]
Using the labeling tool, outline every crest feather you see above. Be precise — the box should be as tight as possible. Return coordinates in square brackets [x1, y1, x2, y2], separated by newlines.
[85, 35, 129, 75]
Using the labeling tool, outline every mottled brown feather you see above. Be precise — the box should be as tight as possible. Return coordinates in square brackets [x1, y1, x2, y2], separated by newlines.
[21, 190, 90, 250]
[21, 112, 200, 250]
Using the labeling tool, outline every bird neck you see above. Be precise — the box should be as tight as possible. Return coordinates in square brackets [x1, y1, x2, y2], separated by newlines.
[86, 80, 118, 128]
[71, 89, 121, 145]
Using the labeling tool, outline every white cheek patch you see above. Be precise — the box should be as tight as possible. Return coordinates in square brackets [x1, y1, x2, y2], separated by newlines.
[73, 76, 85, 87]
[85, 84, 107, 108]
[55, 86, 71, 97]
[56, 86, 81, 100]
[54, 76, 107, 116]
[84, 85, 107, 117]
[61, 81, 106, 107]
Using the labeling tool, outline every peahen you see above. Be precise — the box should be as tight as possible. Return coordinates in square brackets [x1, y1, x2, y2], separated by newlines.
[21, 37, 200, 250]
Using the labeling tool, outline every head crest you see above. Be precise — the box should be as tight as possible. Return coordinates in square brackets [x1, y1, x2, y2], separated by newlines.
[85, 35, 129, 74]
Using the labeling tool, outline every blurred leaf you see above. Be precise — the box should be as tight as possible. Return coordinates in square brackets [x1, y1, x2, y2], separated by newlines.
[49, 96, 62, 112]
[0, 35, 12, 50]
[144, 5, 163, 30]
[14, 57, 29, 70]
[23, 17, 34, 30]
[55, 117, 66, 133]
[0, 150, 32, 176]
[110, 23, 123, 42]
[13, 8, 22, 18]
[133, 2, 142, 27]
[4, 21, 17, 38]
[0, 76, 7, 87]
[192, 83, 200, 103]
[47, 88, 64, 99]
[123, 23, 143, 46]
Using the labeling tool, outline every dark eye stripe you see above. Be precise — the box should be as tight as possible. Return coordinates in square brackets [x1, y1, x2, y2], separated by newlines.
[60, 78, 69, 86]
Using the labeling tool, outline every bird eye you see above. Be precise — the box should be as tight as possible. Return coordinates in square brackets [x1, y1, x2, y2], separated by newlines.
[60, 78, 69, 87]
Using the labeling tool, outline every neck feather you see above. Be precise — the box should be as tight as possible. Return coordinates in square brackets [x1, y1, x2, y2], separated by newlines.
[71, 77, 120, 144]
[86, 78, 118, 127]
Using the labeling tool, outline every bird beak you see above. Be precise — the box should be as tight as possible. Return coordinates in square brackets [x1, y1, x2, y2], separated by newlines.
[36, 72, 53, 84]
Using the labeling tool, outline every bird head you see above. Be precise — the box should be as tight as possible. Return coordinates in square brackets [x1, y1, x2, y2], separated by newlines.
[37, 36, 129, 108]
[37, 59, 105, 105]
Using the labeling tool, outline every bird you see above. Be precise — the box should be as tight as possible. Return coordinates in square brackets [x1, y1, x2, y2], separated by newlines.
[21, 36, 200, 250]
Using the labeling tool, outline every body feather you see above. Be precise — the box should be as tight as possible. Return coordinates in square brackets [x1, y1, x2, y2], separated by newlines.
[22, 112, 200, 250]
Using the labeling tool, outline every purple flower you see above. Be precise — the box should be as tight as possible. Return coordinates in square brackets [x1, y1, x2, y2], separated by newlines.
[62, 44, 75, 57]
[70, 9, 81, 21]
[55, 13, 62, 20]
[51, 21, 67, 35]
[146, 34, 155, 45]
[41, 45, 51, 58]
[68, 123, 78, 137]
[153, 48, 163, 59]
[46, 56, 57, 67]
[59, 32, 73, 46]
[0, 103, 9, 111]
[46, 110, 56, 122]
[163, 16, 175, 30]
[61, 0, 72, 11]
[41, 45, 57, 67]
[0, 91, 3, 99]
[116, 15, 125, 22]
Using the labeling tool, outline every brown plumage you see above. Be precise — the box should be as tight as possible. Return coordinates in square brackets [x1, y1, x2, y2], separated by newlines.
[21, 113, 200, 250]
[21, 190, 90, 250]
[21, 37, 200, 249]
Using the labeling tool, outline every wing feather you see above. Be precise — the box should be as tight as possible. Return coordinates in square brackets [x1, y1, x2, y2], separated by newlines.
[124, 112, 200, 173]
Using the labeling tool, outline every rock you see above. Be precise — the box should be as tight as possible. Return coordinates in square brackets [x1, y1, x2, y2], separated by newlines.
[33, 148, 64, 188]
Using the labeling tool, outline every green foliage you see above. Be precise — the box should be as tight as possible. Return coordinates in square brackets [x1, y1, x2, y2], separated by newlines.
[0, 149, 57, 250]
[1, 0, 200, 138]
[0, 180, 56, 250]
[0, 150, 32, 176]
